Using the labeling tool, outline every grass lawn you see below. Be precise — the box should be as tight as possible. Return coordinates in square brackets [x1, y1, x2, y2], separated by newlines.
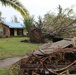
[0, 37, 41, 60]
[0, 63, 20, 75]
[0, 37, 42, 75]
[0, 62, 23, 75]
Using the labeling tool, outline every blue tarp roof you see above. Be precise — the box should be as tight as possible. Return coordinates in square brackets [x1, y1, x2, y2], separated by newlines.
[3, 22, 25, 28]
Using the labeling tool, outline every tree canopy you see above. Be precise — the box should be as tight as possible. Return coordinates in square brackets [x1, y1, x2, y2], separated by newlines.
[42, 5, 76, 37]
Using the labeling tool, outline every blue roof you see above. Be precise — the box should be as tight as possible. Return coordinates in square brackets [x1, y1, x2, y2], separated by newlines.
[3, 22, 25, 28]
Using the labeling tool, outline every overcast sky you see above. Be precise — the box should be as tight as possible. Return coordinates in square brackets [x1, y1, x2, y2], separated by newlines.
[0, 0, 76, 22]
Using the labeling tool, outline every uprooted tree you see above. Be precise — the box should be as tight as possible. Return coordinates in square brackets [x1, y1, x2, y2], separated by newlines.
[23, 16, 45, 43]
[24, 5, 76, 43]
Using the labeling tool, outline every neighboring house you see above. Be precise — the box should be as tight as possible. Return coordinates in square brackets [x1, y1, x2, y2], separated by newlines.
[0, 22, 26, 37]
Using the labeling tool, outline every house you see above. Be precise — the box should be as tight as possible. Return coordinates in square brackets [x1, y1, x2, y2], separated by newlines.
[0, 22, 26, 37]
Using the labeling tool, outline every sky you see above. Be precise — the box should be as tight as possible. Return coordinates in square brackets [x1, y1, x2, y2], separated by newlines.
[0, 0, 76, 22]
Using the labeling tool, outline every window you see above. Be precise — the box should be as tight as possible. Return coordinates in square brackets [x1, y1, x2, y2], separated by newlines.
[0, 28, 3, 34]
[0, 25, 3, 35]
[3, 28, 6, 35]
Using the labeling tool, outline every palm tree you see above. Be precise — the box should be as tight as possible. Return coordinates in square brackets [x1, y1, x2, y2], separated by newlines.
[0, 0, 29, 17]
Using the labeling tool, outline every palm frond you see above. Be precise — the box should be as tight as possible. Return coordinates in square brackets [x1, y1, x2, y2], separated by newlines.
[0, 0, 29, 17]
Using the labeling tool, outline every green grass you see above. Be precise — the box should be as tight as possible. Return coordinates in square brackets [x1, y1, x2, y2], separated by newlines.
[0, 37, 41, 60]
[0, 62, 21, 75]
[0, 37, 42, 75]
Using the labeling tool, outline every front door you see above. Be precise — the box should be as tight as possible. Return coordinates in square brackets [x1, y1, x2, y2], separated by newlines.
[10, 28, 14, 36]
[17, 29, 23, 36]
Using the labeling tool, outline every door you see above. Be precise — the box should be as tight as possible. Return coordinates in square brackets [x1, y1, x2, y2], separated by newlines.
[17, 29, 23, 36]
[10, 28, 14, 36]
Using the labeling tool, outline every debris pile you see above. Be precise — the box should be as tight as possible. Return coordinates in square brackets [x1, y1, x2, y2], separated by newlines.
[20, 38, 76, 75]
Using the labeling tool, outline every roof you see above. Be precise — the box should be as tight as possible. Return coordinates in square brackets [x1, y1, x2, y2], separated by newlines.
[3, 22, 25, 28]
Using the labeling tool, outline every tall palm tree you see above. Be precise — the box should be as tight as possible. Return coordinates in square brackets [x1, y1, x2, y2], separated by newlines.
[0, 0, 29, 17]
